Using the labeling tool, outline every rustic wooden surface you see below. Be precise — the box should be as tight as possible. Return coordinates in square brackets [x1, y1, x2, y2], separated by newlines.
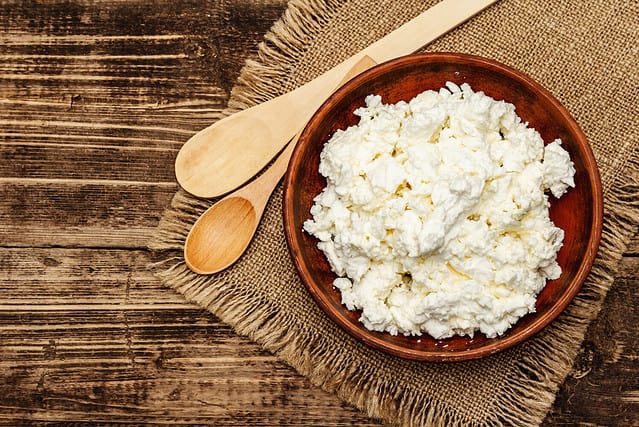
[0, 1, 636, 425]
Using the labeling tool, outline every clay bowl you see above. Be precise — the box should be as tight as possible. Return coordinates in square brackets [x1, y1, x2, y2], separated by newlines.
[282, 52, 603, 362]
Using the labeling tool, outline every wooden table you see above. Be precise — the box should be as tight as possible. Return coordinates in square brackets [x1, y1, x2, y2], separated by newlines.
[1, 1, 637, 425]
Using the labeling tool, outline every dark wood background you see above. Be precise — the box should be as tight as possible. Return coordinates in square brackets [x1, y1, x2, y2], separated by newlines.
[0, 1, 637, 425]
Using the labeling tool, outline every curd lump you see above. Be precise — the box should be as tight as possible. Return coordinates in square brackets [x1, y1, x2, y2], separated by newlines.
[303, 82, 576, 339]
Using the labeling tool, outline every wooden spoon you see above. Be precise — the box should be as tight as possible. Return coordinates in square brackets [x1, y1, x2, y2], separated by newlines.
[175, 0, 498, 198]
[183, 56, 377, 275]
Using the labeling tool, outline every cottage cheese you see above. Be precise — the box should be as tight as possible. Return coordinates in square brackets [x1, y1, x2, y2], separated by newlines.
[303, 82, 576, 339]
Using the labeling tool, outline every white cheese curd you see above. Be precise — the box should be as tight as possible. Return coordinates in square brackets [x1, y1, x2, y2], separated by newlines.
[303, 82, 576, 339]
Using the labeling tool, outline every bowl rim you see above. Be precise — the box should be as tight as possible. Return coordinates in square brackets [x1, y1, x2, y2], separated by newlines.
[282, 52, 604, 362]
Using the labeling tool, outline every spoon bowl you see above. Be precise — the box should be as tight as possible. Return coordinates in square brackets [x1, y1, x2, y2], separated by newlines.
[184, 197, 257, 274]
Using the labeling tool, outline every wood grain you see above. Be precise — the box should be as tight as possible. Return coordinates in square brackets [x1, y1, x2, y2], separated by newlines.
[0, 248, 379, 426]
[0, 0, 636, 425]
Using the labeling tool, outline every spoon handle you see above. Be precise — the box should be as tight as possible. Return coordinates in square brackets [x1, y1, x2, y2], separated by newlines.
[176, 0, 498, 198]
[234, 140, 296, 217]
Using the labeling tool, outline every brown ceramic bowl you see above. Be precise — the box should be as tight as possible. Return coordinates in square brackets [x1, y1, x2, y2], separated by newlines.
[282, 52, 603, 362]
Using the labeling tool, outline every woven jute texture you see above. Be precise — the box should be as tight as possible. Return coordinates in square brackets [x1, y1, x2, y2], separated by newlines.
[150, 0, 639, 425]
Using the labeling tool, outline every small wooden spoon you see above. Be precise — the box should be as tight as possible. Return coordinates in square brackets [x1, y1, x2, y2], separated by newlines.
[183, 56, 377, 275]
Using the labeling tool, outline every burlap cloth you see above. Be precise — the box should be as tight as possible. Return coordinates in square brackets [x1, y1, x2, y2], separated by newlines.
[150, 0, 639, 425]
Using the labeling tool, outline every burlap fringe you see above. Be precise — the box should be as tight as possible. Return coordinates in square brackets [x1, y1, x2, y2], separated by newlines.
[225, 0, 347, 113]
[148, 0, 639, 424]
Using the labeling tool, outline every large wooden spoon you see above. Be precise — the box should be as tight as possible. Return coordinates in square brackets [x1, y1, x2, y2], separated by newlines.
[175, 0, 498, 198]
[183, 56, 377, 275]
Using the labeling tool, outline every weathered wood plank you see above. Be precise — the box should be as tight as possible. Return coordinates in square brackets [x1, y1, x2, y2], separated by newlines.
[0, 145, 179, 181]
[0, 247, 183, 304]
[0, 180, 176, 247]
[0, 99, 227, 148]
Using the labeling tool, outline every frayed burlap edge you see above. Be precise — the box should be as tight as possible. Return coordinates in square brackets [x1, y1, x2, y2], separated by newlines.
[227, 0, 348, 112]
[148, 0, 639, 425]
